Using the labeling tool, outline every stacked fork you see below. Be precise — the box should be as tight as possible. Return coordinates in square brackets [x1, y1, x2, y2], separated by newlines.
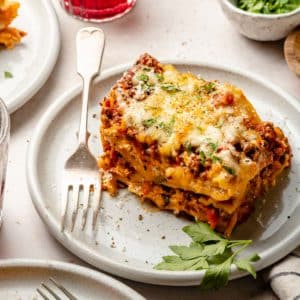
[36, 278, 77, 300]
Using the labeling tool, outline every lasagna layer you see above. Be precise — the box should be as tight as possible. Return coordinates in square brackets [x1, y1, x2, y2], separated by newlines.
[99, 53, 291, 235]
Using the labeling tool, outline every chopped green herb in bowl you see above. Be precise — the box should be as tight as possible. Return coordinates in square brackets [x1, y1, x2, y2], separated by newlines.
[220, 0, 300, 41]
[237, 0, 300, 14]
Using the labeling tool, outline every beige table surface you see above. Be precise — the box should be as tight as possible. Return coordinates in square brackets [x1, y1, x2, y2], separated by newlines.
[1, 0, 299, 299]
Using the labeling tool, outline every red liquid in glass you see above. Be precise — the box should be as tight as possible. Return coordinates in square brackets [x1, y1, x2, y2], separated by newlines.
[62, 0, 135, 21]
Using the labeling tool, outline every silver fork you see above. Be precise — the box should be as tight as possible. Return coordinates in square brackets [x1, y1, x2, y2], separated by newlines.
[36, 277, 77, 300]
[61, 27, 105, 232]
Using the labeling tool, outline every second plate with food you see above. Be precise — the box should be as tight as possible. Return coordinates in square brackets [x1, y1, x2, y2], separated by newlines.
[0, 0, 60, 113]
[26, 61, 300, 286]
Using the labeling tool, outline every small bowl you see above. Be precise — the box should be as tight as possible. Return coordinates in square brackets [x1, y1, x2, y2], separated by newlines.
[219, 0, 300, 41]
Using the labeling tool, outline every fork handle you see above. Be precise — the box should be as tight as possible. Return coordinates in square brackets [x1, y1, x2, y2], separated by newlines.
[76, 27, 105, 145]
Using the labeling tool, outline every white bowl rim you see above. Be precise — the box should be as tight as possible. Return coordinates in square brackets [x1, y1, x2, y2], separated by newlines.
[221, 0, 300, 18]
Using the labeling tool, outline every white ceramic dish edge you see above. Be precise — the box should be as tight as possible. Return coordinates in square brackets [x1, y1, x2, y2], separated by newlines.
[26, 60, 300, 286]
[8, 0, 60, 113]
[0, 258, 145, 300]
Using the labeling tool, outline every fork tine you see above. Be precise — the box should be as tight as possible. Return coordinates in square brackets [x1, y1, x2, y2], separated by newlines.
[91, 183, 101, 231]
[81, 184, 91, 230]
[49, 278, 78, 300]
[41, 282, 61, 300]
[70, 185, 80, 232]
[61, 185, 70, 232]
[37, 288, 50, 300]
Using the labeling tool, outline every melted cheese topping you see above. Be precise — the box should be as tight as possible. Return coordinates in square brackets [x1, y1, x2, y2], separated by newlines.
[119, 64, 261, 181]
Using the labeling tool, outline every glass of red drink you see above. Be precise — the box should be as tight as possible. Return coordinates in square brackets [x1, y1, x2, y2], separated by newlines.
[60, 0, 137, 23]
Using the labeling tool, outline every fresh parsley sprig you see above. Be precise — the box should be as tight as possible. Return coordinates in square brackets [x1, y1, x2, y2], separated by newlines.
[154, 222, 260, 290]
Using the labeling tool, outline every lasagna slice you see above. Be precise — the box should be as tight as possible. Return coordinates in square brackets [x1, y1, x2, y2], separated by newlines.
[99, 53, 291, 236]
[0, 0, 25, 49]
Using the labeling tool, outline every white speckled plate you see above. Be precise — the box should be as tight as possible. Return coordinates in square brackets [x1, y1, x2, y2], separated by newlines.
[0, 0, 60, 113]
[26, 61, 300, 286]
[0, 259, 144, 299]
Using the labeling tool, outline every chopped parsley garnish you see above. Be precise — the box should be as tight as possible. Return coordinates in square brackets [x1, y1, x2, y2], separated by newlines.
[185, 141, 193, 154]
[142, 67, 151, 71]
[156, 73, 164, 82]
[142, 83, 155, 93]
[138, 73, 155, 93]
[203, 82, 216, 94]
[196, 93, 203, 101]
[160, 83, 181, 93]
[155, 222, 260, 290]
[237, 0, 300, 14]
[206, 141, 224, 164]
[159, 117, 175, 136]
[142, 118, 157, 128]
[223, 165, 236, 175]
[208, 142, 218, 152]
[211, 155, 222, 163]
[199, 151, 206, 165]
[4, 71, 13, 79]
[138, 74, 150, 83]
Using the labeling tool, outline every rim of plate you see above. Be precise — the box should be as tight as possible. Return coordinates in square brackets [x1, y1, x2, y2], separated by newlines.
[26, 59, 300, 286]
[0, 258, 144, 299]
[7, 0, 60, 113]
